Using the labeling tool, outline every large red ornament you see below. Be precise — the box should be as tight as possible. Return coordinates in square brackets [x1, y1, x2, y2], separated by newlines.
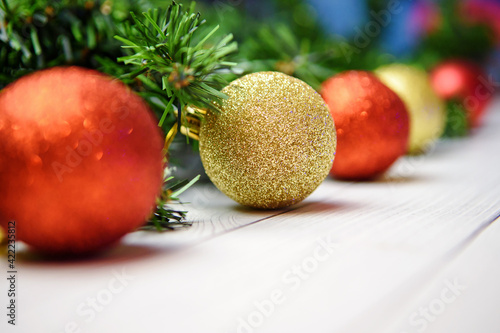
[430, 60, 493, 128]
[0, 67, 164, 255]
[321, 71, 409, 180]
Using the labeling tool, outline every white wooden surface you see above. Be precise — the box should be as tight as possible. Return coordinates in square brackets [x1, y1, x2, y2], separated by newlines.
[2, 98, 500, 333]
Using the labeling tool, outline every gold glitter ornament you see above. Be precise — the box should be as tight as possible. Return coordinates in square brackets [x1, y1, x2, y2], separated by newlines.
[199, 71, 336, 209]
[375, 64, 446, 154]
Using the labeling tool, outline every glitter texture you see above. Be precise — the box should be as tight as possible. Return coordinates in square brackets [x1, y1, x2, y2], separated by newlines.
[200, 71, 336, 209]
[375, 64, 446, 154]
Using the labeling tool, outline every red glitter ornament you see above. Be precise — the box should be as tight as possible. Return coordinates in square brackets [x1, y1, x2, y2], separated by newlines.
[430, 60, 493, 128]
[0, 67, 164, 255]
[321, 71, 409, 180]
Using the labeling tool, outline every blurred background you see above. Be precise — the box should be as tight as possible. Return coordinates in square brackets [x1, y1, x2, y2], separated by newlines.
[196, 0, 500, 81]
[2, 0, 500, 85]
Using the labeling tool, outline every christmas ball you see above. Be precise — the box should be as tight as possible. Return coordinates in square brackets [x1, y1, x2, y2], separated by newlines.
[321, 71, 409, 180]
[430, 60, 492, 128]
[199, 71, 336, 209]
[375, 64, 446, 154]
[0, 67, 164, 255]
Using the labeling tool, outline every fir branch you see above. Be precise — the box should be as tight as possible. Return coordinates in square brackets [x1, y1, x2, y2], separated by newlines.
[142, 206, 189, 231]
[415, 0, 494, 68]
[114, 1, 238, 128]
[143, 174, 200, 232]
[0, 0, 11, 16]
[0, 0, 137, 87]
[442, 99, 469, 138]
[237, 23, 335, 90]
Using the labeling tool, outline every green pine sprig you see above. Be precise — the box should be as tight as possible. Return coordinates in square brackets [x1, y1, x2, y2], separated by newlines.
[114, 1, 238, 133]
[442, 99, 469, 138]
[238, 23, 335, 90]
[0, 0, 136, 87]
[142, 174, 200, 232]
[415, 0, 494, 69]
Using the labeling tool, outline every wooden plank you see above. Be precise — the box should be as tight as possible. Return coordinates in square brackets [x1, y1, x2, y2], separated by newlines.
[386, 216, 500, 333]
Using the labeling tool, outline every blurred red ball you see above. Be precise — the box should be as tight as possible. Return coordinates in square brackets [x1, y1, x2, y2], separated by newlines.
[0, 67, 164, 255]
[321, 71, 409, 180]
[430, 60, 493, 127]
[460, 0, 500, 42]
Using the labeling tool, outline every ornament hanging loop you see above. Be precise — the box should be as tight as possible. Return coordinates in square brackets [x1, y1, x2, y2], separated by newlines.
[164, 122, 179, 151]
[163, 105, 207, 151]
[176, 105, 206, 141]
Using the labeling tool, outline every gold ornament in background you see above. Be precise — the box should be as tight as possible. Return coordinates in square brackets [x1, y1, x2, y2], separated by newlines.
[375, 64, 446, 154]
[200, 71, 336, 209]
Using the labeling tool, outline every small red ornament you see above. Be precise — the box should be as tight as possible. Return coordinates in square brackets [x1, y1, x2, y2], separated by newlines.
[430, 60, 493, 128]
[321, 71, 409, 180]
[460, 0, 500, 42]
[0, 67, 164, 255]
